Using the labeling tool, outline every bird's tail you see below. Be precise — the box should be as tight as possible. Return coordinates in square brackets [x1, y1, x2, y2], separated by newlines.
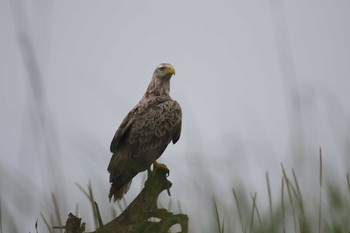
[108, 175, 134, 202]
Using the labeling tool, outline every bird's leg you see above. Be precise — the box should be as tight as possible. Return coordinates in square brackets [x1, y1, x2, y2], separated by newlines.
[153, 161, 170, 177]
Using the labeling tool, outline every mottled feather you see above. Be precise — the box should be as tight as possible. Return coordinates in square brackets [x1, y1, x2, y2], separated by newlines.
[108, 63, 182, 201]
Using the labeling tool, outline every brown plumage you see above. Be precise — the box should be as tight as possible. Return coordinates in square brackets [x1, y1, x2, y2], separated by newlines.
[108, 63, 182, 201]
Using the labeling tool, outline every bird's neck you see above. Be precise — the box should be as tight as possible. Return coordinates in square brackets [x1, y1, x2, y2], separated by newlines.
[144, 77, 170, 98]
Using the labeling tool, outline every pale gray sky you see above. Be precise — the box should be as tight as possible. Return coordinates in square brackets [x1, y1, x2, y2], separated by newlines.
[1, 0, 349, 232]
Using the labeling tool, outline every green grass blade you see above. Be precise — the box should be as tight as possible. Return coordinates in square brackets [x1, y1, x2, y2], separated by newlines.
[233, 188, 245, 233]
[0, 199, 2, 233]
[177, 200, 183, 214]
[88, 181, 98, 228]
[94, 201, 103, 228]
[266, 171, 274, 233]
[111, 206, 117, 219]
[76, 182, 99, 228]
[292, 169, 304, 214]
[347, 173, 350, 195]
[213, 196, 223, 233]
[281, 176, 286, 233]
[292, 169, 308, 232]
[251, 193, 264, 233]
[318, 148, 323, 233]
[281, 163, 297, 233]
[75, 203, 79, 216]
[51, 193, 62, 233]
[249, 192, 257, 233]
[168, 198, 173, 212]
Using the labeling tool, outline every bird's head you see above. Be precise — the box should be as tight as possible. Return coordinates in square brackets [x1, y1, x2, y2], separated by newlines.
[153, 63, 176, 80]
[146, 63, 176, 97]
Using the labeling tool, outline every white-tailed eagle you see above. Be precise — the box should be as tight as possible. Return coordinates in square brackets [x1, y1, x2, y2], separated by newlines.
[108, 63, 182, 201]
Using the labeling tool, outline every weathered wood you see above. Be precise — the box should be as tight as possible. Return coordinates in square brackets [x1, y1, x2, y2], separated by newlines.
[62, 165, 188, 233]
[58, 213, 85, 233]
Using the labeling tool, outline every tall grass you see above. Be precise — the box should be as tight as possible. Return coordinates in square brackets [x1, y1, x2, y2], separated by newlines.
[213, 150, 350, 233]
[2, 150, 349, 233]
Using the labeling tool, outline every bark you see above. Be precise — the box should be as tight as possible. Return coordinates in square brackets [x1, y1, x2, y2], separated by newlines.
[61, 166, 188, 233]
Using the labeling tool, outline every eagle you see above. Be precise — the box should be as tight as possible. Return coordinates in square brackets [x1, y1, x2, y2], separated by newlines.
[108, 63, 182, 201]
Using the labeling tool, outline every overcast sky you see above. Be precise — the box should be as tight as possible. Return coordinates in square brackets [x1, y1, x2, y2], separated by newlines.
[1, 0, 350, 232]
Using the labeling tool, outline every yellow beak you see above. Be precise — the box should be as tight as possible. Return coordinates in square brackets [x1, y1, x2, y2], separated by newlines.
[166, 66, 176, 76]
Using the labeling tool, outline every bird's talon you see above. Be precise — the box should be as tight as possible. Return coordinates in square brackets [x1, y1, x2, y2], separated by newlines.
[153, 162, 170, 175]
[167, 187, 171, 196]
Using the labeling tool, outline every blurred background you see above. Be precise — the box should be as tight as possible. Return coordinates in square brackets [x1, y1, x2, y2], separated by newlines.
[0, 0, 349, 232]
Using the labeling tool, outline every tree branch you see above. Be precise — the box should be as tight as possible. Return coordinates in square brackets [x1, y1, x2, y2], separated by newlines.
[61, 165, 188, 233]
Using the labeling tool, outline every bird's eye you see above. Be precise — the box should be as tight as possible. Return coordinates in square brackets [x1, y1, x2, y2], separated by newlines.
[159, 67, 166, 71]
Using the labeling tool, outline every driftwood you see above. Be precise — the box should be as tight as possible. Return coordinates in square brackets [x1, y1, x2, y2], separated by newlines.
[61, 165, 188, 233]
